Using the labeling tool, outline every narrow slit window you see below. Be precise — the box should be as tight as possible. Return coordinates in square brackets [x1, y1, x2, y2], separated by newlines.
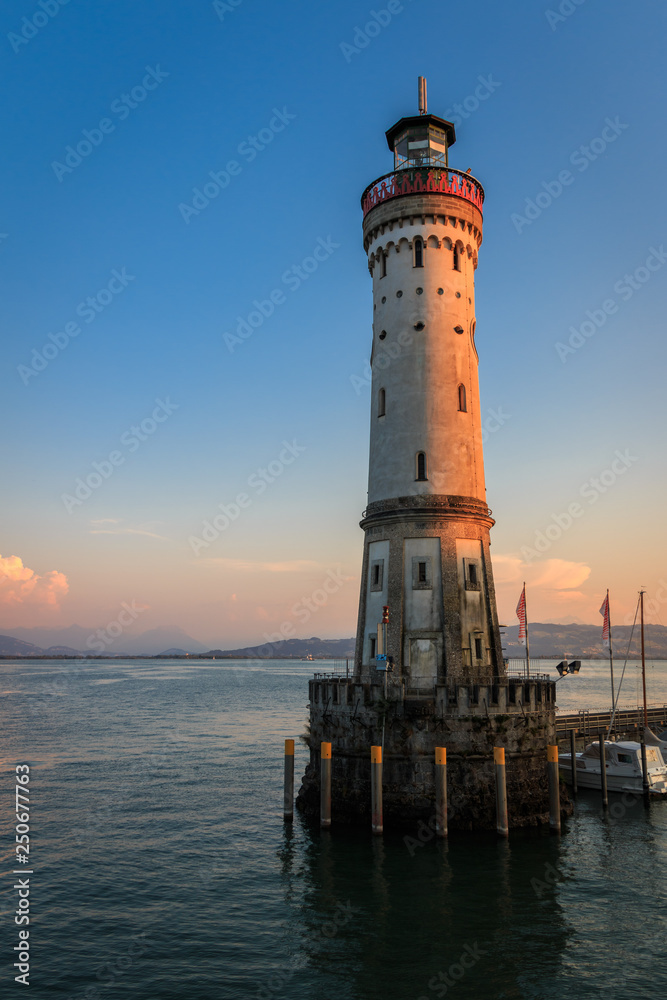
[378, 387, 386, 417]
[475, 638, 483, 660]
[458, 384, 467, 412]
[416, 451, 427, 481]
[453, 246, 460, 271]
[418, 561, 427, 584]
[413, 237, 423, 268]
[380, 251, 387, 278]
[372, 564, 380, 586]
[468, 563, 477, 586]
[369, 635, 376, 660]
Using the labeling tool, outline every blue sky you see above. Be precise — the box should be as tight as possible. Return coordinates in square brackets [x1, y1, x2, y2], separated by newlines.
[2, 0, 666, 646]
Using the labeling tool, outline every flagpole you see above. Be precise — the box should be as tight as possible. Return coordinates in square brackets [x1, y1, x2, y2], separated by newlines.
[605, 590, 617, 739]
[607, 589, 615, 714]
[524, 581, 531, 679]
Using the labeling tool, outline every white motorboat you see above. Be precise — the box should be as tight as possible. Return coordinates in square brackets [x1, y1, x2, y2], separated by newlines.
[559, 740, 667, 796]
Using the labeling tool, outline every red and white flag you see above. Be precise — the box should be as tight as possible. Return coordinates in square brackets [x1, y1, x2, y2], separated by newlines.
[516, 585, 527, 645]
[599, 593, 610, 648]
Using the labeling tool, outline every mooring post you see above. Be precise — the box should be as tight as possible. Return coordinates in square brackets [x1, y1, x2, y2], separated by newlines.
[598, 733, 608, 809]
[640, 737, 650, 807]
[569, 729, 577, 796]
[320, 742, 332, 828]
[371, 745, 383, 835]
[494, 747, 508, 837]
[283, 739, 294, 822]
[435, 747, 448, 837]
[547, 745, 561, 834]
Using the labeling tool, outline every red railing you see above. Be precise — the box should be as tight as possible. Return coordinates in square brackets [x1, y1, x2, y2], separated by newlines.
[361, 166, 485, 219]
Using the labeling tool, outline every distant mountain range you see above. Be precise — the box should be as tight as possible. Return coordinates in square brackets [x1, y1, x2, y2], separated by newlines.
[502, 623, 667, 659]
[1, 623, 665, 659]
[2, 625, 209, 657]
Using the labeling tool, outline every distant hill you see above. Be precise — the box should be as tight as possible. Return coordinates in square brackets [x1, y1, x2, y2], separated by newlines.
[202, 636, 356, 659]
[0, 634, 47, 656]
[502, 622, 667, 659]
[5, 625, 208, 656]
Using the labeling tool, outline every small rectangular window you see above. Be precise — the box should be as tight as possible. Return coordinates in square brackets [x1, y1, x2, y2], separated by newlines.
[369, 635, 376, 661]
[370, 560, 384, 592]
[464, 559, 481, 591]
[412, 556, 432, 590]
[474, 638, 483, 660]
[380, 252, 387, 278]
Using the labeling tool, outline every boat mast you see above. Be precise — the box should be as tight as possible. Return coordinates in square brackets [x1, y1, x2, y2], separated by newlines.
[640, 589, 648, 728]
[524, 581, 531, 679]
[607, 589, 615, 715]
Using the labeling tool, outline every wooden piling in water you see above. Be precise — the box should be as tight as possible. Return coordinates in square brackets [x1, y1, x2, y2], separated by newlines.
[320, 742, 332, 828]
[640, 737, 650, 807]
[283, 739, 294, 822]
[435, 747, 447, 838]
[599, 734, 608, 809]
[569, 729, 577, 796]
[494, 747, 508, 837]
[371, 746, 383, 835]
[547, 745, 561, 834]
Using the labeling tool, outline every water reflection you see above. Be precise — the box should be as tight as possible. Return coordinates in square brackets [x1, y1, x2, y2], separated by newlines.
[280, 821, 570, 1000]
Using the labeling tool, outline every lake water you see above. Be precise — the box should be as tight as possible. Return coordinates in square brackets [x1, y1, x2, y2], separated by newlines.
[2, 657, 667, 999]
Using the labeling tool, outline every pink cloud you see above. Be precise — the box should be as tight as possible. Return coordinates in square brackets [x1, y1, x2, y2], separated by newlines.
[0, 554, 69, 609]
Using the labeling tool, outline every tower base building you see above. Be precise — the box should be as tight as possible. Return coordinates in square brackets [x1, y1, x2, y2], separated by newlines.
[297, 82, 560, 831]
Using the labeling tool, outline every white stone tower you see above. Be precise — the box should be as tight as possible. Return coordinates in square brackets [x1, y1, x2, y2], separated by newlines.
[297, 81, 558, 831]
[354, 78, 504, 688]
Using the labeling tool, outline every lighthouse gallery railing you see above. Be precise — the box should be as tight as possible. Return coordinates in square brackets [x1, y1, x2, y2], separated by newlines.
[361, 166, 485, 219]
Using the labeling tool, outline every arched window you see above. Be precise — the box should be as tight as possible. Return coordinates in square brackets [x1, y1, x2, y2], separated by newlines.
[378, 387, 386, 417]
[380, 251, 387, 278]
[458, 384, 467, 412]
[413, 237, 423, 268]
[416, 451, 427, 481]
[453, 246, 461, 271]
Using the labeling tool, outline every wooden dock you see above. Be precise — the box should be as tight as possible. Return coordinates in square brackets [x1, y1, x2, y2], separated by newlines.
[556, 705, 667, 741]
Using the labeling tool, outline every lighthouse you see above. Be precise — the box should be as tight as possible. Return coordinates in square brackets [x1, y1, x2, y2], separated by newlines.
[298, 80, 559, 831]
[355, 76, 503, 689]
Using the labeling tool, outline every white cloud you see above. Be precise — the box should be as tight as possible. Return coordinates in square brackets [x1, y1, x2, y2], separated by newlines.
[0, 554, 69, 609]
